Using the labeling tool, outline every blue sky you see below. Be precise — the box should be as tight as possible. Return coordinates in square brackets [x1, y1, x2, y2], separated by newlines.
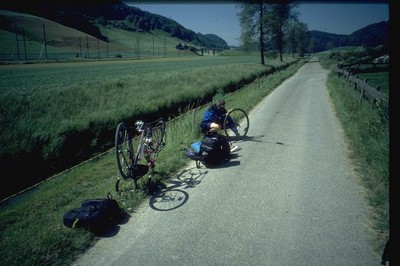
[126, 2, 389, 47]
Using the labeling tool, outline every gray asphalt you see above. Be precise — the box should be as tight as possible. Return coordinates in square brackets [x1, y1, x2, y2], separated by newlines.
[73, 61, 379, 265]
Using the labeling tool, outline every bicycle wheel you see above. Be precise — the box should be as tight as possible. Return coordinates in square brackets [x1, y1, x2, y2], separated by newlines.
[115, 122, 134, 180]
[223, 108, 249, 141]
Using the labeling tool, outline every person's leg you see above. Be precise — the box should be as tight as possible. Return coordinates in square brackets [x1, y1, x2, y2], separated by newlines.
[225, 116, 239, 136]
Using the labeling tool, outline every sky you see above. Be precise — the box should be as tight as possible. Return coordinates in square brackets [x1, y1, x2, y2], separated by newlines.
[125, 1, 389, 47]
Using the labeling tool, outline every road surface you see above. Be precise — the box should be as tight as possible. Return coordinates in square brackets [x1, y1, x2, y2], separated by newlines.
[73, 61, 379, 265]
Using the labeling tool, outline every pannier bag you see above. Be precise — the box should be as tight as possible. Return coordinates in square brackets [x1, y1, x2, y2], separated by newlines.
[63, 193, 121, 234]
[200, 134, 230, 166]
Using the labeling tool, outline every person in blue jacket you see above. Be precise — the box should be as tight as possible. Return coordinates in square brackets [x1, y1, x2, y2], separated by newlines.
[200, 99, 239, 136]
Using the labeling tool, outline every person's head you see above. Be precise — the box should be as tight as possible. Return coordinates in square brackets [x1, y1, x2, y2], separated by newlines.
[216, 99, 225, 109]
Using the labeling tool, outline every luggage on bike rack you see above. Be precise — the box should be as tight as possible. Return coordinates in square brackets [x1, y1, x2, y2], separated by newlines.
[200, 134, 231, 166]
[185, 134, 230, 167]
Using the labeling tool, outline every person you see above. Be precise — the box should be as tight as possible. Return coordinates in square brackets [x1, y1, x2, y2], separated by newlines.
[200, 99, 240, 152]
[200, 99, 239, 136]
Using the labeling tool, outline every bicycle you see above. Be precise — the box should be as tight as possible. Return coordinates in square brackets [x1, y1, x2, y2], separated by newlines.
[115, 118, 166, 193]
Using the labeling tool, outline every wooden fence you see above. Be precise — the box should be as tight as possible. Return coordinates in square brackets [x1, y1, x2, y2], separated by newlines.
[335, 63, 389, 120]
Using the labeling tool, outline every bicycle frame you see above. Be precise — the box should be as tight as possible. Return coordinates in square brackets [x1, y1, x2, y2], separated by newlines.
[134, 120, 156, 169]
[115, 118, 166, 192]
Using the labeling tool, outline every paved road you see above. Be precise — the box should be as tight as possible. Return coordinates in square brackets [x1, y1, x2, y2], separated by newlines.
[73, 62, 379, 265]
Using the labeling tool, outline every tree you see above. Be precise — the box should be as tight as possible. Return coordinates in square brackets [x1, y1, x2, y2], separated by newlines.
[286, 20, 308, 58]
[265, 2, 297, 61]
[308, 37, 319, 54]
[238, 1, 297, 63]
[238, 1, 268, 65]
[294, 22, 308, 57]
[286, 21, 297, 58]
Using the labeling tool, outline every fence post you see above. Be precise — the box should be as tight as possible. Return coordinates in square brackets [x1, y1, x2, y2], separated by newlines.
[192, 108, 200, 136]
[385, 97, 389, 120]
[358, 88, 364, 103]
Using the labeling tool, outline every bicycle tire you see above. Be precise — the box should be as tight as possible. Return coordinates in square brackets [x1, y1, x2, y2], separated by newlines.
[115, 122, 135, 180]
[149, 119, 166, 154]
[223, 108, 249, 141]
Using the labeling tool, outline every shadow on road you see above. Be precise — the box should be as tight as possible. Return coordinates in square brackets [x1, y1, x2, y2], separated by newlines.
[148, 167, 207, 211]
[231, 134, 265, 143]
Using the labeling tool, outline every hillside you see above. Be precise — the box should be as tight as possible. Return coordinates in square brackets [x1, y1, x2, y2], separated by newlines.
[307, 21, 388, 52]
[0, 0, 229, 50]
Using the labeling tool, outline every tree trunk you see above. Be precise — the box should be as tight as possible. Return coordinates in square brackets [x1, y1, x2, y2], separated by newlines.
[259, 2, 265, 65]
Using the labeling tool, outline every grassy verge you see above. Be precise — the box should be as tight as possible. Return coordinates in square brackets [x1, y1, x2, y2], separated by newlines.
[318, 51, 389, 256]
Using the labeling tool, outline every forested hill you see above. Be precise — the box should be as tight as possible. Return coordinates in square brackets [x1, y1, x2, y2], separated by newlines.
[307, 20, 388, 52]
[0, 0, 229, 49]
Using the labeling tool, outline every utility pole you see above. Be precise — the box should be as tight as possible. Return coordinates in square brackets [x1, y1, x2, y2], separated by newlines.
[23, 34, 27, 63]
[15, 32, 20, 59]
[86, 35, 89, 58]
[42, 24, 48, 60]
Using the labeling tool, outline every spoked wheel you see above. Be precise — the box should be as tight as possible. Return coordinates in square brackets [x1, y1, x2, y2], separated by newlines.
[115, 122, 134, 180]
[223, 108, 249, 141]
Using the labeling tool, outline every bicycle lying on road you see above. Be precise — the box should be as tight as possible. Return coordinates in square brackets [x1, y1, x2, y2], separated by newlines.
[114, 118, 166, 193]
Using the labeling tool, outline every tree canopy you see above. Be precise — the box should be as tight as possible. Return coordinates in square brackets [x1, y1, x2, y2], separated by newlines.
[238, 1, 304, 63]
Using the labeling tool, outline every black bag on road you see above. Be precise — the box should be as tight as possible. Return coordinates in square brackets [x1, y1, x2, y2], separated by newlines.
[63, 193, 121, 234]
[200, 134, 231, 166]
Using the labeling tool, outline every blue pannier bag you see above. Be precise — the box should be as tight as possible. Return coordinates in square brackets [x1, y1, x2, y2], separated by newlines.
[191, 141, 202, 154]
